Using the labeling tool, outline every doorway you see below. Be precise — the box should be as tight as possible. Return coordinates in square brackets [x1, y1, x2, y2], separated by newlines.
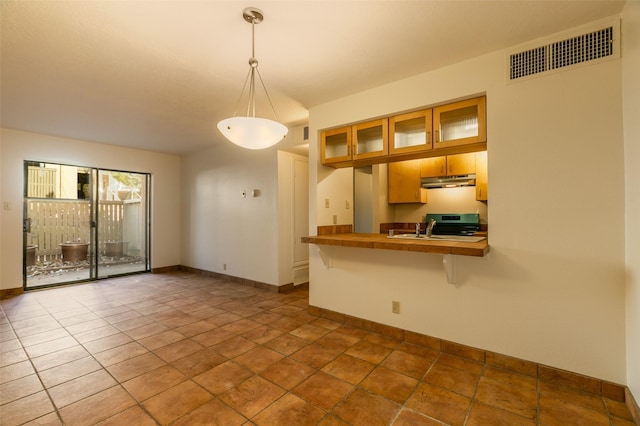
[23, 161, 150, 289]
[354, 166, 374, 233]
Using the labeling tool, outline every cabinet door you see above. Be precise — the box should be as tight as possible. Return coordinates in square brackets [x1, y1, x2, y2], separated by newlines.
[475, 151, 488, 200]
[447, 152, 476, 175]
[353, 119, 388, 160]
[321, 126, 352, 165]
[389, 109, 432, 155]
[420, 156, 447, 177]
[388, 160, 427, 204]
[433, 96, 486, 149]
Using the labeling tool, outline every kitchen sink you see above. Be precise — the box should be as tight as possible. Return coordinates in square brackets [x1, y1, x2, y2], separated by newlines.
[387, 234, 486, 243]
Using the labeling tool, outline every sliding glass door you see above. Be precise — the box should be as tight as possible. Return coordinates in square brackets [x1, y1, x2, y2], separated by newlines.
[23, 162, 150, 289]
[96, 169, 149, 278]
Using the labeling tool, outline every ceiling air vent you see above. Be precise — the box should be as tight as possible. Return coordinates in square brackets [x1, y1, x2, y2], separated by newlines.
[509, 22, 618, 81]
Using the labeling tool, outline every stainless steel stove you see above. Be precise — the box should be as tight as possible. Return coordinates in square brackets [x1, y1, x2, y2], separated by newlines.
[425, 213, 480, 236]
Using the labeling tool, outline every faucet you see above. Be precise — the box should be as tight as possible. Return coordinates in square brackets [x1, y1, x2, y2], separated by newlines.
[426, 219, 437, 237]
[415, 222, 421, 237]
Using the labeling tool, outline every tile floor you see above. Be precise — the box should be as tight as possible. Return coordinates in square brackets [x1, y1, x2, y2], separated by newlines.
[0, 271, 636, 426]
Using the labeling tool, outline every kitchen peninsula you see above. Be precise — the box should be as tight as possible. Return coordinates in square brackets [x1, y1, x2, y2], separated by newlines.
[303, 223, 489, 284]
[302, 232, 489, 257]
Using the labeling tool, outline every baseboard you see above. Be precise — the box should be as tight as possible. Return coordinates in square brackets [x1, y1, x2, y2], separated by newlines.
[278, 281, 309, 293]
[178, 265, 282, 293]
[0, 287, 24, 299]
[151, 265, 180, 274]
[626, 387, 640, 425]
[309, 304, 629, 403]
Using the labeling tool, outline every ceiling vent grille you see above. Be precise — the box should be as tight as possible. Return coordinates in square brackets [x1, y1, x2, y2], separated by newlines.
[509, 24, 616, 81]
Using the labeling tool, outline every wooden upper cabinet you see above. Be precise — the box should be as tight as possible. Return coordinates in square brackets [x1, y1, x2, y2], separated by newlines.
[433, 96, 486, 149]
[446, 152, 476, 175]
[388, 160, 427, 204]
[352, 119, 388, 160]
[475, 151, 488, 201]
[420, 157, 447, 178]
[420, 153, 475, 177]
[389, 109, 433, 156]
[321, 95, 487, 168]
[321, 126, 352, 165]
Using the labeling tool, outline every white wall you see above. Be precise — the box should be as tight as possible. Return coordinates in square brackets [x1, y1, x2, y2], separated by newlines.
[622, 0, 640, 401]
[181, 143, 280, 285]
[0, 128, 182, 290]
[317, 167, 354, 227]
[180, 124, 310, 288]
[309, 19, 628, 383]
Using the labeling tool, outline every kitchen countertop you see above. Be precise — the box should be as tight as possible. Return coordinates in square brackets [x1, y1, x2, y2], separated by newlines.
[302, 233, 490, 257]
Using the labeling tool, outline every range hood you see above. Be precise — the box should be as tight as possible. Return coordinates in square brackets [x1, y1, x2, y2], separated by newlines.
[421, 174, 476, 188]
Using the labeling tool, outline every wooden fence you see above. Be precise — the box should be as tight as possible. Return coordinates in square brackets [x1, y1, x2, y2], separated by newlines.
[27, 166, 57, 198]
[26, 199, 125, 259]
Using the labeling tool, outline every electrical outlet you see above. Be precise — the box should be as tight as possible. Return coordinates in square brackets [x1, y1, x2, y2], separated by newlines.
[345, 200, 350, 209]
[392, 300, 400, 314]
[333, 215, 337, 224]
[223, 263, 227, 271]
[325, 198, 330, 208]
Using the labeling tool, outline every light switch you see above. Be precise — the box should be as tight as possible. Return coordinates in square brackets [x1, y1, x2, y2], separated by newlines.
[3, 202, 11, 211]
[325, 198, 330, 208]
[345, 200, 350, 209]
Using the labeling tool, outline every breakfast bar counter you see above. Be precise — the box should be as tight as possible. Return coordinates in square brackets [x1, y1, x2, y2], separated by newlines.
[302, 233, 490, 257]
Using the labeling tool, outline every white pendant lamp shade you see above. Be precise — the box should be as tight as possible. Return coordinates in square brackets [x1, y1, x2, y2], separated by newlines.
[217, 7, 288, 150]
[217, 117, 288, 150]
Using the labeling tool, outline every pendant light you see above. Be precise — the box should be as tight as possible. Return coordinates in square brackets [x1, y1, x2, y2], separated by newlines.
[217, 7, 288, 149]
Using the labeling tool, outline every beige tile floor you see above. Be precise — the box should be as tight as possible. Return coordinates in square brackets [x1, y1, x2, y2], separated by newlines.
[0, 271, 636, 425]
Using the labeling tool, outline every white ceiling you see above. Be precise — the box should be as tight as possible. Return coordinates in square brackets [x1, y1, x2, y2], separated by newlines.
[1, 1, 626, 155]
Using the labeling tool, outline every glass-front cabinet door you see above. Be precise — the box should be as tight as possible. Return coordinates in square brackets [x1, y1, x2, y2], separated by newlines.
[321, 126, 352, 165]
[389, 109, 433, 156]
[433, 96, 486, 149]
[352, 119, 388, 161]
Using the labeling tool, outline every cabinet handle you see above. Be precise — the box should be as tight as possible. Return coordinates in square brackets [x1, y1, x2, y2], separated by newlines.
[348, 143, 351, 157]
[426, 131, 431, 144]
[435, 130, 439, 143]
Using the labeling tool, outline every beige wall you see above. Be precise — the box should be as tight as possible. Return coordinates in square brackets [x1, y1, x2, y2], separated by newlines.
[309, 18, 628, 383]
[180, 143, 280, 285]
[180, 129, 309, 287]
[0, 128, 182, 290]
[622, 0, 640, 401]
